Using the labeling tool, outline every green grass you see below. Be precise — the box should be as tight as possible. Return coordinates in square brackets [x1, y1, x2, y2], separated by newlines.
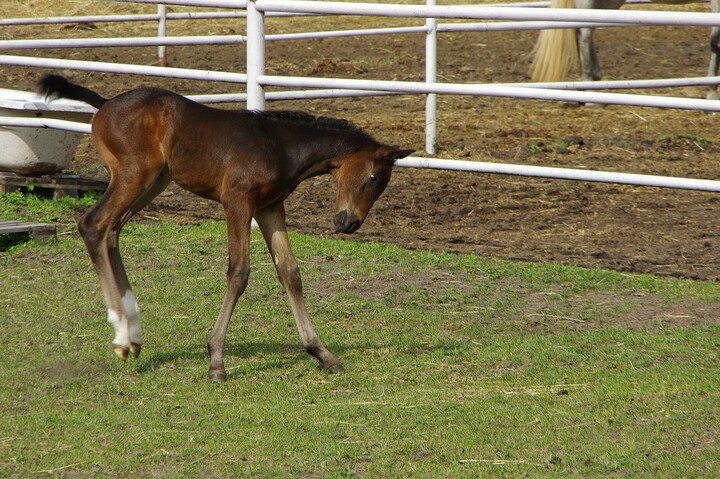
[1, 194, 719, 478]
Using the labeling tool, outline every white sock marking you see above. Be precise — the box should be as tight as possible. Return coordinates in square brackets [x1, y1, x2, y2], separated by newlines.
[122, 291, 142, 345]
[106, 291, 142, 347]
[107, 308, 128, 346]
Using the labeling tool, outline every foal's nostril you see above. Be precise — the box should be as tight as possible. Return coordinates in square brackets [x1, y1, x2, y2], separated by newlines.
[333, 210, 362, 234]
[345, 220, 361, 234]
[333, 210, 348, 228]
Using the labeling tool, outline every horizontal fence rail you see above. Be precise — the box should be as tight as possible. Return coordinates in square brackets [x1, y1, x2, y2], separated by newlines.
[0, 35, 245, 50]
[7, 115, 720, 192]
[504, 76, 720, 90]
[397, 158, 720, 192]
[6, 112, 720, 192]
[257, 75, 720, 112]
[255, 0, 720, 26]
[0, 54, 248, 83]
[0, 11, 304, 27]
[0, 116, 92, 134]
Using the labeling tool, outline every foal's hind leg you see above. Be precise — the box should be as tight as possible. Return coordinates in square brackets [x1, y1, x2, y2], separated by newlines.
[255, 204, 344, 373]
[79, 150, 170, 360]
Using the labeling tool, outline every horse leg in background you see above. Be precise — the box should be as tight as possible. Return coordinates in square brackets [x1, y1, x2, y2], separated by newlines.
[578, 27, 602, 81]
[78, 145, 171, 360]
[574, 0, 625, 82]
[707, 0, 720, 100]
[206, 196, 254, 382]
[254, 204, 344, 373]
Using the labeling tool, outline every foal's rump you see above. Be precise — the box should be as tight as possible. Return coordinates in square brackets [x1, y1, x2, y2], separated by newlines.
[91, 88, 243, 200]
[90, 88, 180, 175]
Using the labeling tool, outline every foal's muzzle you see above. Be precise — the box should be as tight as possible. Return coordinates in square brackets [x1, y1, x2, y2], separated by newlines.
[333, 210, 362, 234]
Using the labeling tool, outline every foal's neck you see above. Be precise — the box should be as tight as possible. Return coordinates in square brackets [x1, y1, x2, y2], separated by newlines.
[291, 132, 376, 182]
[256, 110, 380, 183]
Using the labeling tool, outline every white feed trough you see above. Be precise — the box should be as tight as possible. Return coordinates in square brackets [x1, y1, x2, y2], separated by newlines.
[0, 88, 94, 174]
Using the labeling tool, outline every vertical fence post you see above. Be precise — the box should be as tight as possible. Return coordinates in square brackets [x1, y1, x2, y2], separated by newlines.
[425, 0, 437, 155]
[246, 0, 266, 110]
[157, 4, 168, 66]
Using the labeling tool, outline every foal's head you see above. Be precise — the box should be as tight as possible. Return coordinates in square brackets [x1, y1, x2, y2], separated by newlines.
[331, 145, 414, 234]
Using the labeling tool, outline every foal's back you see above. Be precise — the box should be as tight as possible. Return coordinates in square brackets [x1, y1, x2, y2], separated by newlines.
[94, 87, 259, 159]
[92, 87, 289, 202]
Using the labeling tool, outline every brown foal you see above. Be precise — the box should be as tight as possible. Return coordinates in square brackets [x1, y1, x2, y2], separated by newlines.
[38, 74, 414, 381]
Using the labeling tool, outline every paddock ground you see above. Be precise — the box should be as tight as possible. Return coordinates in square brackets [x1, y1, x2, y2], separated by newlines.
[1, 8, 720, 476]
[1, 2, 718, 283]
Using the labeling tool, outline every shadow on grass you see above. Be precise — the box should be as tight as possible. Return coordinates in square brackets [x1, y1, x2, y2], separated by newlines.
[135, 339, 460, 377]
[0, 232, 31, 252]
[135, 340, 347, 375]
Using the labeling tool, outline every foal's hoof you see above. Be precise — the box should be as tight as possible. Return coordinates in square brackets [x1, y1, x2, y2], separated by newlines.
[113, 345, 129, 361]
[325, 362, 345, 374]
[208, 369, 228, 382]
[130, 343, 142, 358]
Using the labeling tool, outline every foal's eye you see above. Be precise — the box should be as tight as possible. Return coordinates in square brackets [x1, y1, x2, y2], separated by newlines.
[369, 173, 378, 183]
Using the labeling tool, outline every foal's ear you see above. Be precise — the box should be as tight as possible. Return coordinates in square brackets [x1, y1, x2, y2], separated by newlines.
[379, 145, 415, 163]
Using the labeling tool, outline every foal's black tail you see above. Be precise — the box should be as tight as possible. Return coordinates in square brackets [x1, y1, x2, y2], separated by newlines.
[37, 74, 107, 110]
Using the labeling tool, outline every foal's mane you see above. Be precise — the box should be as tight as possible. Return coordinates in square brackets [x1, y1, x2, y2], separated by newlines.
[256, 110, 376, 141]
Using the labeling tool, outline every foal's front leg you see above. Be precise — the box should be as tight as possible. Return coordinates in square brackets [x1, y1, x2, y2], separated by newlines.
[207, 201, 253, 382]
[255, 205, 344, 373]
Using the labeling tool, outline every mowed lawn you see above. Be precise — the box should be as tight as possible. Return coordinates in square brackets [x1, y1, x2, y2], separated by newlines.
[1, 195, 719, 478]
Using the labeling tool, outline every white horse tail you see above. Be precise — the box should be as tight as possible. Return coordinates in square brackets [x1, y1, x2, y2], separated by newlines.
[529, 0, 578, 82]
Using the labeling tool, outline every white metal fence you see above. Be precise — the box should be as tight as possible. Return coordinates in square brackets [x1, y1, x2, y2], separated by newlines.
[1, 0, 720, 192]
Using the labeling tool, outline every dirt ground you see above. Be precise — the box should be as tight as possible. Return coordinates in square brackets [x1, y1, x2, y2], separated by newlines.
[2, 3, 719, 281]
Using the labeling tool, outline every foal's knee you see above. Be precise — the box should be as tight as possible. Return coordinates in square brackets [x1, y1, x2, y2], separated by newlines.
[226, 266, 250, 293]
[77, 211, 106, 253]
[77, 211, 96, 239]
[277, 261, 303, 296]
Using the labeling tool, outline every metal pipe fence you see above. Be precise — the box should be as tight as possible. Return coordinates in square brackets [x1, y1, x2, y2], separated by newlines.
[0, 0, 718, 192]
